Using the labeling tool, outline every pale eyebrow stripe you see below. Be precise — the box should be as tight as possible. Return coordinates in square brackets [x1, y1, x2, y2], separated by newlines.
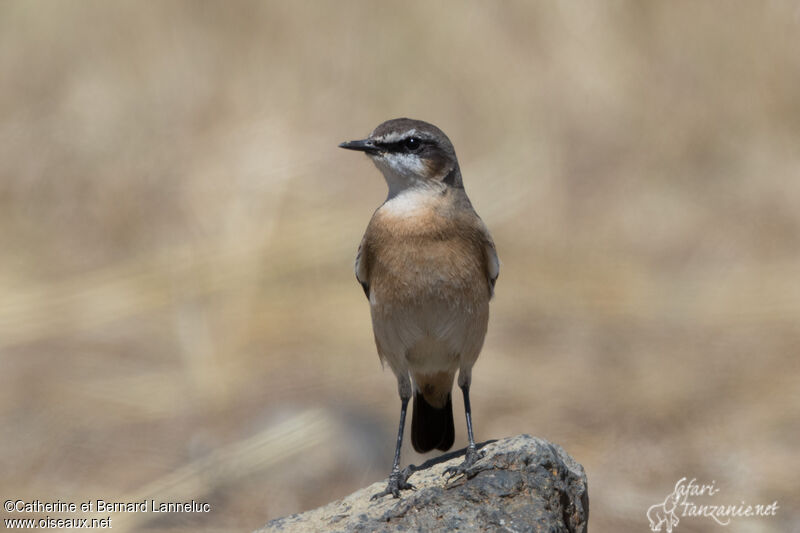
[373, 129, 418, 144]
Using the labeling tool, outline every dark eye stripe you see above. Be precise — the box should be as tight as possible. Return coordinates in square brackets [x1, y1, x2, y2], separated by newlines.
[379, 138, 426, 153]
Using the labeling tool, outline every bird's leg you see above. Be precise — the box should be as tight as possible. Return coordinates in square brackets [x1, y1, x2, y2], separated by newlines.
[443, 383, 485, 480]
[371, 396, 415, 500]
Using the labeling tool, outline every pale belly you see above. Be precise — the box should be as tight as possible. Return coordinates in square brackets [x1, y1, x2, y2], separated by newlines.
[369, 274, 489, 378]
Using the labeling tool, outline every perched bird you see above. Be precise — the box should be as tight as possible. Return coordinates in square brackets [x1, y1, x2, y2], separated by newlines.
[339, 118, 499, 499]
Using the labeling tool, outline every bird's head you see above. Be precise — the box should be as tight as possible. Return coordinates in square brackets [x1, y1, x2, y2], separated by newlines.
[339, 118, 462, 197]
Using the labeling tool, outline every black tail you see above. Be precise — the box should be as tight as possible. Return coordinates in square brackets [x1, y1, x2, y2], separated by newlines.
[411, 391, 455, 453]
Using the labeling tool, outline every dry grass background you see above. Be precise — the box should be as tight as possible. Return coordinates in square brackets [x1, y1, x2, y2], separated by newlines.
[1, 2, 799, 532]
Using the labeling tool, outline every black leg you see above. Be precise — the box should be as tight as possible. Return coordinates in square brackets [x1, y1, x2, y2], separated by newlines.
[463, 382, 476, 452]
[371, 397, 416, 500]
[443, 383, 485, 480]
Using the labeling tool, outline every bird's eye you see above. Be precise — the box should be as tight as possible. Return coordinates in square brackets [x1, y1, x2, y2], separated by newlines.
[404, 137, 422, 152]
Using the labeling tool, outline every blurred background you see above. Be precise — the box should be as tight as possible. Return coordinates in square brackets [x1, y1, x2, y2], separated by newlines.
[1, 2, 798, 532]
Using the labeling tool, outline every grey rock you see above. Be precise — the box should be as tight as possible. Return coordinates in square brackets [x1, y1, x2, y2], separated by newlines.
[257, 434, 589, 533]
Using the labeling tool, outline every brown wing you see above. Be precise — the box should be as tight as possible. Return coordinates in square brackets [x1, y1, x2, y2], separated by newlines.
[354, 235, 370, 300]
[484, 235, 499, 297]
[472, 216, 499, 298]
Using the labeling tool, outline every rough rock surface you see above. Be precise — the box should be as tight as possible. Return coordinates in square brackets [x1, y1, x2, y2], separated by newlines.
[258, 434, 589, 533]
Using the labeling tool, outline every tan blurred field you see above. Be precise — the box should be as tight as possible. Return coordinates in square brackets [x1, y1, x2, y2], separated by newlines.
[1, 2, 799, 532]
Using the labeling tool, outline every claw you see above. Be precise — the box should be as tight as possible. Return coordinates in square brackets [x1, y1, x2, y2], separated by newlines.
[371, 466, 416, 500]
[443, 447, 485, 481]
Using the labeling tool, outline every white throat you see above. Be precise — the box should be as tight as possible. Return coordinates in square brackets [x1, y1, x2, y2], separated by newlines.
[371, 153, 431, 199]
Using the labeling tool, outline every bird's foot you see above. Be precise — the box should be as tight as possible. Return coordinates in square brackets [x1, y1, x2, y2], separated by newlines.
[443, 445, 484, 481]
[370, 465, 416, 500]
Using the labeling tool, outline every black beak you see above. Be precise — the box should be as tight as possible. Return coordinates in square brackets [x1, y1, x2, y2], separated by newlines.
[338, 138, 380, 154]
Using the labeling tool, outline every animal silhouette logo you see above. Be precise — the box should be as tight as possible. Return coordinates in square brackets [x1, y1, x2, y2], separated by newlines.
[647, 489, 681, 532]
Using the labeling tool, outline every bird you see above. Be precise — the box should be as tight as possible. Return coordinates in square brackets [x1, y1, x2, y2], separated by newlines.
[339, 118, 499, 499]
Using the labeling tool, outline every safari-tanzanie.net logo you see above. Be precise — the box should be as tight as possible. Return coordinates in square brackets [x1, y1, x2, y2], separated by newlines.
[646, 477, 778, 532]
